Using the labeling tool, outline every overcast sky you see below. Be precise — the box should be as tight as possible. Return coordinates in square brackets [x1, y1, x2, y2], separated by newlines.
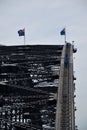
[0, 0, 87, 129]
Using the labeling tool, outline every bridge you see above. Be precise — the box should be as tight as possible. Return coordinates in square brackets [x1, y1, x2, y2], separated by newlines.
[0, 43, 77, 130]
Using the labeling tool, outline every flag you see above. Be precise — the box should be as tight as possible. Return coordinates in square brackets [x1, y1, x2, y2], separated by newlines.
[18, 28, 25, 36]
[60, 28, 65, 35]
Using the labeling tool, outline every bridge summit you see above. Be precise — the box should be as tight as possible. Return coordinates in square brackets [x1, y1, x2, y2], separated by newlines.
[0, 43, 77, 130]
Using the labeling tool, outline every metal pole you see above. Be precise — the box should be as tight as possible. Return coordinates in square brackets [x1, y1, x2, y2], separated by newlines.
[24, 28, 25, 46]
[65, 28, 66, 43]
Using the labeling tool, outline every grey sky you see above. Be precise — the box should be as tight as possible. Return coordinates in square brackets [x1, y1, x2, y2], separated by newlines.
[0, 0, 87, 129]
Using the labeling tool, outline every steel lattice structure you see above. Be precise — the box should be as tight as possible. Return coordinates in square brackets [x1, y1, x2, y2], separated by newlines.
[0, 43, 77, 130]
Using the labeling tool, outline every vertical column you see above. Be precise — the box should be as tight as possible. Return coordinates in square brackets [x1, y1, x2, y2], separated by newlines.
[55, 44, 66, 130]
[55, 43, 75, 130]
[68, 44, 75, 130]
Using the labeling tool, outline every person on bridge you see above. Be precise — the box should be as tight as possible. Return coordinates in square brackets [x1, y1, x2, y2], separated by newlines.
[64, 53, 69, 67]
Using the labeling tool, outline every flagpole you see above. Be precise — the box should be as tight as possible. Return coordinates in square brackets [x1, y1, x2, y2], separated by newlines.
[24, 28, 25, 46]
[24, 34, 25, 46]
[64, 28, 66, 43]
[65, 33, 66, 43]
